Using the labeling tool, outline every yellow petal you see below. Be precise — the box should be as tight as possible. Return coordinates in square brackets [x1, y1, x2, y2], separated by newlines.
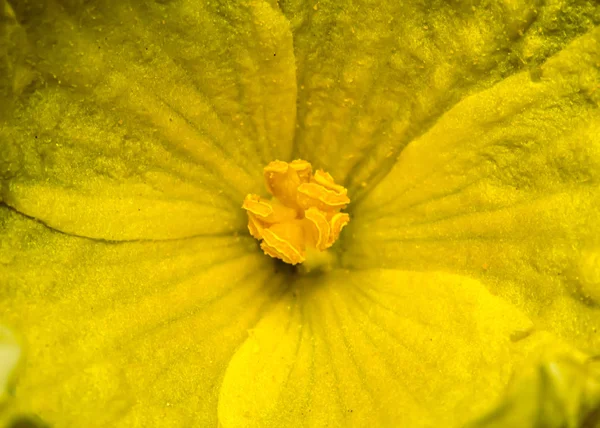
[281, 0, 597, 199]
[0, 325, 21, 407]
[0, 0, 297, 240]
[467, 338, 600, 428]
[346, 28, 600, 354]
[219, 269, 554, 427]
[0, 206, 283, 427]
[577, 248, 600, 303]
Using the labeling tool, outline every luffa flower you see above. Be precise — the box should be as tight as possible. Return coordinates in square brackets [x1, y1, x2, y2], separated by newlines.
[1, 0, 600, 427]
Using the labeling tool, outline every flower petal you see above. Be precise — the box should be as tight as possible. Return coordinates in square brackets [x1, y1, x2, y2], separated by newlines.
[0, 325, 21, 406]
[217, 268, 572, 427]
[344, 28, 600, 353]
[0, 0, 296, 240]
[0, 206, 285, 426]
[279, 0, 598, 199]
[467, 349, 600, 428]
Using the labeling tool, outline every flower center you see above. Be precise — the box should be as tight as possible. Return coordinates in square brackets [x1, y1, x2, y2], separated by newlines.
[242, 159, 350, 266]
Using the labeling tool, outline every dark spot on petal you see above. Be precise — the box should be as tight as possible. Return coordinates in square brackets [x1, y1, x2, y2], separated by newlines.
[7, 415, 49, 428]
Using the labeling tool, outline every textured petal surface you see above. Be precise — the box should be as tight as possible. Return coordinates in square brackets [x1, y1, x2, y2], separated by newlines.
[0, 325, 20, 406]
[467, 351, 600, 428]
[0, 0, 296, 240]
[1, 1, 599, 427]
[0, 206, 287, 427]
[218, 268, 570, 428]
[279, 0, 599, 201]
[344, 28, 600, 354]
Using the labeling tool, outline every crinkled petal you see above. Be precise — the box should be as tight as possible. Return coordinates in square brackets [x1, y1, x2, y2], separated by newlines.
[216, 268, 589, 428]
[0, 206, 285, 427]
[344, 27, 600, 354]
[467, 343, 600, 428]
[0, 0, 296, 240]
[279, 0, 598, 200]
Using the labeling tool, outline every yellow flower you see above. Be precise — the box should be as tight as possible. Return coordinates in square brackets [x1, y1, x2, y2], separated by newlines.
[1, 1, 600, 427]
